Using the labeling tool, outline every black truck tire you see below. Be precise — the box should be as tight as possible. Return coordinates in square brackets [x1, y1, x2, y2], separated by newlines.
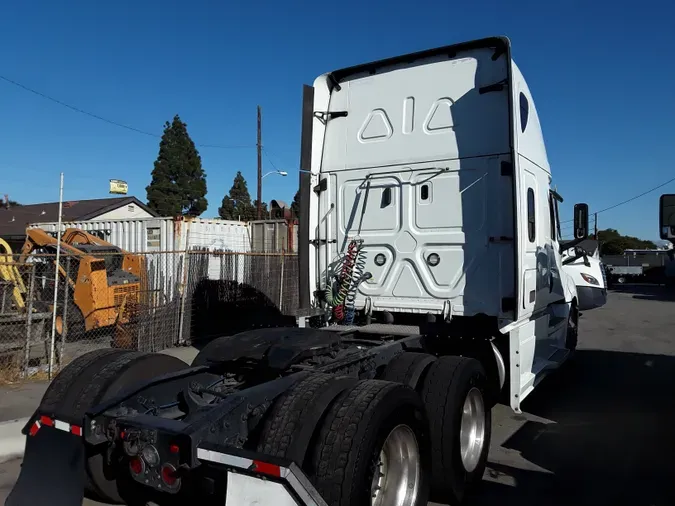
[36, 350, 187, 504]
[379, 351, 436, 389]
[256, 373, 357, 467]
[40, 349, 129, 416]
[565, 304, 579, 352]
[83, 352, 187, 504]
[420, 356, 491, 504]
[309, 380, 430, 506]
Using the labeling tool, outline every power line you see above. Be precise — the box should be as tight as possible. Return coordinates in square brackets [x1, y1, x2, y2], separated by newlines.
[262, 147, 285, 173]
[0, 74, 255, 150]
[561, 176, 675, 224]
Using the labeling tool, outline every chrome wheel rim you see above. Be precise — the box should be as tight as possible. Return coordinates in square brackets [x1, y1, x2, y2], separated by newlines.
[370, 424, 420, 506]
[459, 387, 486, 473]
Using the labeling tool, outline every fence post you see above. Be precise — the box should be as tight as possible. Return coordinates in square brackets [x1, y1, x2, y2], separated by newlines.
[22, 263, 36, 379]
[279, 253, 285, 312]
[59, 256, 71, 368]
[177, 250, 190, 346]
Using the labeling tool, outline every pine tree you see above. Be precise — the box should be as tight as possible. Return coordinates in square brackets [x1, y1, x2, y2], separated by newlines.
[146, 115, 208, 217]
[291, 189, 300, 219]
[218, 171, 257, 221]
[253, 200, 268, 219]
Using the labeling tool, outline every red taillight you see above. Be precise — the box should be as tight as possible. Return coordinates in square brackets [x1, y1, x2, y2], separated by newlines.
[129, 457, 144, 475]
[169, 444, 180, 454]
[161, 464, 179, 487]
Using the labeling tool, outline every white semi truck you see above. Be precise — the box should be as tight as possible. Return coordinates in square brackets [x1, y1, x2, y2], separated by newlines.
[561, 239, 608, 310]
[8, 36, 590, 506]
[659, 194, 675, 287]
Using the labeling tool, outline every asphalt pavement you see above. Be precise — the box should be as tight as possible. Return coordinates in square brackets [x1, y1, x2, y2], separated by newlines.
[1, 284, 674, 505]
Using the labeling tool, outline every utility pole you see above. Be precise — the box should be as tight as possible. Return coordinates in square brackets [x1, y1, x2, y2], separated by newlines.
[257, 105, 262, 220]
[594, 212, 598, 238]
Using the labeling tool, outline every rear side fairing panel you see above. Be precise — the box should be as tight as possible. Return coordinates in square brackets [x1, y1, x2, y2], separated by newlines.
[311, 38, 517, 320]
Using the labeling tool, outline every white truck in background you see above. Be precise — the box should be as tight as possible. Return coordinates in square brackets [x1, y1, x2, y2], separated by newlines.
[659, 194, 675, 288]
[8, 36, 591, 506]
[561, 239, 608, 310]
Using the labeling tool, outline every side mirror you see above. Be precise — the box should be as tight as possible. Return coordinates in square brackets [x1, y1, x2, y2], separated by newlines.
[573, 203, 589, 239]
[659, 194, 675, 240]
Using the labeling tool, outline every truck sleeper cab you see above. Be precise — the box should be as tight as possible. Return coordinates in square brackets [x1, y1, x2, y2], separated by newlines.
[307, 36, 586, 407]
[8, 36, 590, 506]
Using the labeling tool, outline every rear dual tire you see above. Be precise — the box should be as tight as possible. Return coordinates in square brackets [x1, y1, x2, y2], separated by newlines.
[421, 356, 491, 504]
[380, 352, 492, 504]
[37, 349, 187, 504]
[257, 354, 491, 506]
[257, 377, 431, 506]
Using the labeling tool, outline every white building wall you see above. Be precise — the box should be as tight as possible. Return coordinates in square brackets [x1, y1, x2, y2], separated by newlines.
[94, 203, 154, 220]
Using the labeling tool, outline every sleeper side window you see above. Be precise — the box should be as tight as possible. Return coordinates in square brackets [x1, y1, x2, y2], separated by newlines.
[549, 194, 556, 241]
[527, 188, 535, 242]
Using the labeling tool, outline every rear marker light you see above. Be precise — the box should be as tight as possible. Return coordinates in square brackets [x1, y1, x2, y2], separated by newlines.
[169, 444, 180, 454]
[129, 457, 144, 475]
[161, 464, 179, 488]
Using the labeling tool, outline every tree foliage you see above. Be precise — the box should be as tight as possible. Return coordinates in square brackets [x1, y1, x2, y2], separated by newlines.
[291, 189, 300, 219]
[218, 171, 259, 221]
[254, 200, 268, 218]
[146, 115, 207, 217]
[598, 228, 657, 255]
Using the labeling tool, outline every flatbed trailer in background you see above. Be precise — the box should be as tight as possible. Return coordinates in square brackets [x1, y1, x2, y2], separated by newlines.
[7, 36, 590, 506]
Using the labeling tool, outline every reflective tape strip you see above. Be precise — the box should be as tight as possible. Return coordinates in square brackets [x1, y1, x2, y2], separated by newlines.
[197, 448, 253, 469]
[251, 460, 281, 477]
[196, 449, 281, 477]
[29, 417, 82, 437]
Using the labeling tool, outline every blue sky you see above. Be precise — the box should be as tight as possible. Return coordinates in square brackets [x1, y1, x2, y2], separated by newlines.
[1, 0, 673, 241]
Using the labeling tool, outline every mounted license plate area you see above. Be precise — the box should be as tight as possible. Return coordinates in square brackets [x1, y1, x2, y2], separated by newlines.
[197, 446, 328, 506]
[225, 472, 300, 506]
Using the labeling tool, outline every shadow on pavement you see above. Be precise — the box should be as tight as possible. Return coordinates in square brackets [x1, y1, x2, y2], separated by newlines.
[470, 349, 675, 506]
[609, 283, 675, 302]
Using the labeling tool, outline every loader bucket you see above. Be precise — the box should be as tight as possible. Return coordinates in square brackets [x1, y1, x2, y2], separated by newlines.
[5, 425, 85, 506]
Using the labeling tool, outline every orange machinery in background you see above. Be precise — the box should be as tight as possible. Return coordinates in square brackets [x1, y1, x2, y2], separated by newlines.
[19, 227, 146, 348]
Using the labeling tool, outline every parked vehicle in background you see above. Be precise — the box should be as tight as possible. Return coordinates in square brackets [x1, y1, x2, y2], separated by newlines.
[561, 239, 607, 310]
[606, 264, 643, 284]
[659, 194, 675, 288]
[603, 248, 671, 285]
[7, 36, 591, 506]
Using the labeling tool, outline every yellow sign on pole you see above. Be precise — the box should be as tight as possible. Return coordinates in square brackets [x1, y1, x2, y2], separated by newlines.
[109, 179, 128, 195]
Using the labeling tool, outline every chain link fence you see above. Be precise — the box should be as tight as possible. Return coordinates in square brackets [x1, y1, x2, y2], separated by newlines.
[0, 249, 299, 383]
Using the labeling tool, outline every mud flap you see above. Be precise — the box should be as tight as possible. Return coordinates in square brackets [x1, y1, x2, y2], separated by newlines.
[5, 426, 85, 506]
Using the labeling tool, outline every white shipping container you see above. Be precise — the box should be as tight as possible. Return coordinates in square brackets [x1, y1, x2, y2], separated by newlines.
[29, 217, 250, 254]
[28, 217, 252, 288]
